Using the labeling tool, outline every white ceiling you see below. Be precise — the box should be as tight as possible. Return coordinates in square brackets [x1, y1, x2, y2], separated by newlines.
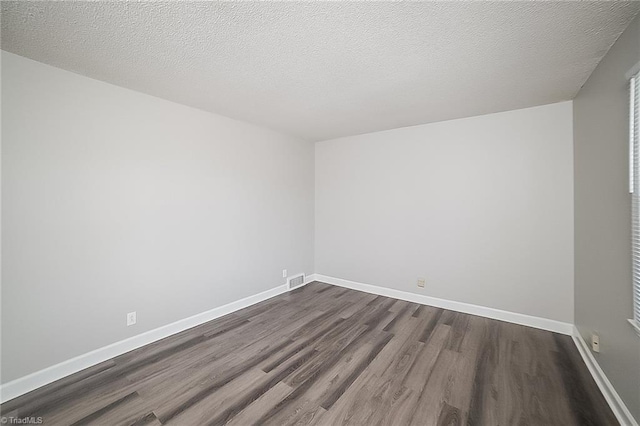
[2, 2, 639, 141]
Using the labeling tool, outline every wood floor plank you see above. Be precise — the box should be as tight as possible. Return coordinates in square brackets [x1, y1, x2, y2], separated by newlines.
[370, 384, 418, 426]
[163, 368, 267, 425]
[131, 307, 329, 390]
[0, 359, 117, 416]
[437, 402, 464, 426]
[205, 344, 321, 425]
[260, 318, 344, 374]
[418, 307, 444, 343]
[258, 324, 392, 422]
[553, 333, 619, 426]
[0, 282, 618, 426]
[402, 324, 451, 393]
[518, 326, 577, 425]
[150, 336, 295, 423]
[409, 349, 465, 425]
[69, 392, 155, 426]
[34, 374, 138, 425]
[444, 312, 470, 352]
[315, 372, 383, 425]
[225, 381, 293, 426]
[318, 331, 394, 410]
[382, 302, 413, 333]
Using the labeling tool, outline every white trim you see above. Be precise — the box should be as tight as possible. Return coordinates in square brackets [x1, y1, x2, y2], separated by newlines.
[572, 326, 638, 426]
[626, 61, 640, 80]
[0, 283, 292, 404]
[315, 274, 573, 335]
[628, 318, 640, 337]
[6, 272, 632, 425]
[316, 275, 637, 423]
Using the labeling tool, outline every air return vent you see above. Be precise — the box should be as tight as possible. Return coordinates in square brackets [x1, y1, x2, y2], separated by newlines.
[287, 273, 305, 289]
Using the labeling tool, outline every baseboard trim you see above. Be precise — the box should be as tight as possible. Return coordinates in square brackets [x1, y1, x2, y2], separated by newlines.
[571, 327, 638, 426]
[315, 275, 636, 424]
[304, 273, 318, 284]
[0, 282, 295, 404]
[314, 274, 574, 335]
[6, 271, 627, 425]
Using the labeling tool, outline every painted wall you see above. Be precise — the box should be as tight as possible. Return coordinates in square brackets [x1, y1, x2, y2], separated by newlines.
[573, 14, 640, 420]
[1, 52, 314, 383]
[315, 102, 574, 323]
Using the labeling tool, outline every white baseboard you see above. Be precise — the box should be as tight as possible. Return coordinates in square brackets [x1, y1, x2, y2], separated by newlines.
[314, 274, 574, 335]
[315, 274, 637, 424]
[0, 283, 291, 404]
[571, 327, 638, 426]
[5, 272, 631, 426]
[305, 273, 319, 286]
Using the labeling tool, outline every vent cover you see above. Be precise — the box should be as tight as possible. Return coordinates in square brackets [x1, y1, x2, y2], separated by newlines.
[287, 274, 305, 289]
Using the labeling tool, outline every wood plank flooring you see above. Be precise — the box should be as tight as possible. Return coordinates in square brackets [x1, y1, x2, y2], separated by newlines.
[0, 282, 618, 425]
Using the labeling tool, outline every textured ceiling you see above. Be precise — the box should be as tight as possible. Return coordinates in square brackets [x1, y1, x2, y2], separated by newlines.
[2, 2, 639, 141]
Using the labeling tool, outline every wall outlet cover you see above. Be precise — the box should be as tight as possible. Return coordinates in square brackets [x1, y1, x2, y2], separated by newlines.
[127, 312, 137, 326]
[417, 278, 426, 288]
[591, 333, 600, 353]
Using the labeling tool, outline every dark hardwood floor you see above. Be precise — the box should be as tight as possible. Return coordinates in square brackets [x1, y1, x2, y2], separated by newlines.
[0, 282, 618, 425]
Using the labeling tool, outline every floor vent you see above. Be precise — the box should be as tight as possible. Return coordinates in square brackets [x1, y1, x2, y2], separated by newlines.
[287, 274, 305, 289]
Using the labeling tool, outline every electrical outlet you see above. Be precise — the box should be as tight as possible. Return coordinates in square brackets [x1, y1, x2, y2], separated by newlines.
[282, 269, 287, 278]
[127, 311, 137, 326]
[591, 333, 600, 353]
[417, 277, 426, 288]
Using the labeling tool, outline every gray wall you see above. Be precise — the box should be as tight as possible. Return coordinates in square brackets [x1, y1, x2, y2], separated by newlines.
[1, 52, 315, 383]
[573, 15, 640, 420]
[315, 102, 575, 323]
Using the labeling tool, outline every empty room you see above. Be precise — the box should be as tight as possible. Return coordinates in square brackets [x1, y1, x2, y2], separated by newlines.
[1, 1, 640, 425]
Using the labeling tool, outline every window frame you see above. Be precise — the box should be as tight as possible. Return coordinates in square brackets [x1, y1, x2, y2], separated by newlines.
[629, 70, 640, 336]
